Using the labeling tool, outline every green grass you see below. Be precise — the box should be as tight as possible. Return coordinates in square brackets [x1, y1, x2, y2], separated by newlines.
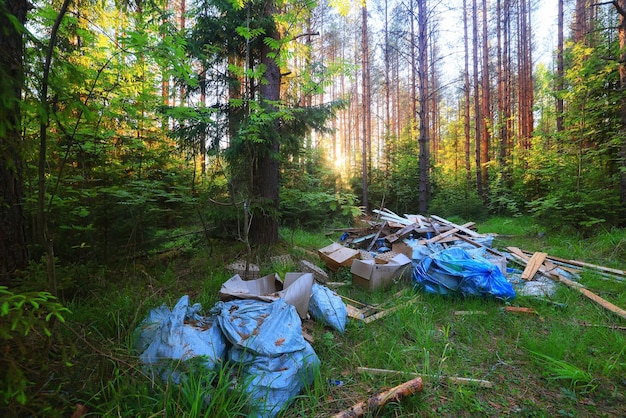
[3, 217, 625, 417]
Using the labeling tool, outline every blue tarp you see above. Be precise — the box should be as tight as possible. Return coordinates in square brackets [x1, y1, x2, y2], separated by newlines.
[413, 247, 516, 300]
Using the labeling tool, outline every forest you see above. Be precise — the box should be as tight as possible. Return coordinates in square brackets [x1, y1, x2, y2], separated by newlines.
[1, 0, 626, 416]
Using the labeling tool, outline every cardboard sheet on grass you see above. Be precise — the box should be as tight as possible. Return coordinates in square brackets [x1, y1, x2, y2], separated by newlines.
[219, 272, 313, 319]
[350, 253, 412, 290]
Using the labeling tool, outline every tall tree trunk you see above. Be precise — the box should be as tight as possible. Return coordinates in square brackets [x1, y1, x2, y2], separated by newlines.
[480, 0, 491, 196]
[497, 0, 505, 166]
[361, 5, 370, 210]
[463, 0, 472, 185]
[472, 0, 483, 197]
[556, 0, 564, 133]
[518, 0, 533, 149]
[0, 0, 29, 283]
[37, 0, 72, 295]
[614, 0, 626, 211]
[384, 0, 391, 174]
[410, 0, 417, 129]
[250, 0, 280, 245]
[417, 0, 430, 214]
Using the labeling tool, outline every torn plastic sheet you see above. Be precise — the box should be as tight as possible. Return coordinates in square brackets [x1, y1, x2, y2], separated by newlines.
[413, 247, 516, 300]
[308, 283, 348, 333]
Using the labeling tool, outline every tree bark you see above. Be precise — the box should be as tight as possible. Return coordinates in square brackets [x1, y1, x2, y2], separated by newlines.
[615, 0, 626, 211]
[472, 0, 483, 196]
[0, 0, 29, 283]
[249, 0, 280, 246]
[556, 0, 564, 133]
[361, 5, 370, 211]
[464, 0, 472, 185]
[417, 0, 430, 214]
[480, 0, 491, 196]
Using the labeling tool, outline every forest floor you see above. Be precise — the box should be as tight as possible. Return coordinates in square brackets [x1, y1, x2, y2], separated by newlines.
[4, 217, 626, 417]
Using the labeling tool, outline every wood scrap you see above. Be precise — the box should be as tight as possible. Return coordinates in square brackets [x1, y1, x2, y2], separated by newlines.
[507, 247, 626, 321]
[429, 214, 483, 237]
[454, 310, 488, 315]
[367, 221, 388, 251]
[541, 254, 626, 278]
[504, 306, 539, 315]
[521, 252, 548, 280]
[517, 249, 624, 281]
[331, 376, 423, 418]
[362, 305, 400, 324]
[577, 321, 626, 331]
[356, 366, 494, 388]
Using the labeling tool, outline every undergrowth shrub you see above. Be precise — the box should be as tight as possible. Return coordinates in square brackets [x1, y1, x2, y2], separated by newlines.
[280, 188, 360, 229]
[0, 287, 70, 409]
[429, 186, 489, 221]
[527, 189, 621, 233]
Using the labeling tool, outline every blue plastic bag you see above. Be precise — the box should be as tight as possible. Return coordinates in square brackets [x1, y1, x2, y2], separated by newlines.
[137, 295, 227, 382]
[215, 298, 307, 357]
[230, 341, 319, 417]
[308, 283, 347, 333]
[413, 247, 515, 300]
[216, 298, 319, 417]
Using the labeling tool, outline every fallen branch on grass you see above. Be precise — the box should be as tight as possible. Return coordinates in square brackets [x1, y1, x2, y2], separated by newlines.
[331, 376, 423, 418]
[356, 366, 494, 388]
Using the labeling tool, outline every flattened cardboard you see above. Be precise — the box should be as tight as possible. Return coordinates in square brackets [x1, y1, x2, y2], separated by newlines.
[318, 243, 360, 271]
[350, 253, 412, 290]
[219, 272, 314, 319]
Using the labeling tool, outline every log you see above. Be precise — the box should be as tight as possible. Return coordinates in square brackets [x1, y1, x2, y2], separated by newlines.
[331, 376, 423, 418]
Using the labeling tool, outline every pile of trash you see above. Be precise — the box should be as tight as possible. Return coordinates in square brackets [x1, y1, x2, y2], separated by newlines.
[135, 273, 347, 417]
[136, 211, 615, 416]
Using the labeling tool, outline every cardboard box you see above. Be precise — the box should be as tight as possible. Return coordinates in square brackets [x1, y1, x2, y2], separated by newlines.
[350, 253, 413, 290]
[318, 243, 360, 271]
[391, 242, 413, 259]
[219, 272, 313, 319]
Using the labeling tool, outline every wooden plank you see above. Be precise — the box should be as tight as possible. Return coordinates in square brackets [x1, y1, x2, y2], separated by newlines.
[384, 223, 419, 243]
[363, 305, 399, 324]
[521, 252, 548, 280]
[345, 303, 365, 320]
[367, 221, 387, 251]
[518, 249, 626, 278]
[504, 306, 539, 315]
[356, 366, 494, 388]
[506, 247, 626, 321]
[429, 214, 483, 237]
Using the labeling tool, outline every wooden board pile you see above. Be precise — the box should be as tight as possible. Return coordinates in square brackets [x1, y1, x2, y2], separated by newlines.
[335, 209, 493, 255]
[332, 209, 626, 322]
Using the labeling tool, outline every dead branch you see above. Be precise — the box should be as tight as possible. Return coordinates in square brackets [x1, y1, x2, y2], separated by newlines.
[331, 376, 423, 418]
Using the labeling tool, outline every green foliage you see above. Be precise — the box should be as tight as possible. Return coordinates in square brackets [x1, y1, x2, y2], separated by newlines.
[0, 287, 70, 407]
[280, 188, 359, 229]
[527, 188, 621, 233]
[429, 174, 489, 221]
